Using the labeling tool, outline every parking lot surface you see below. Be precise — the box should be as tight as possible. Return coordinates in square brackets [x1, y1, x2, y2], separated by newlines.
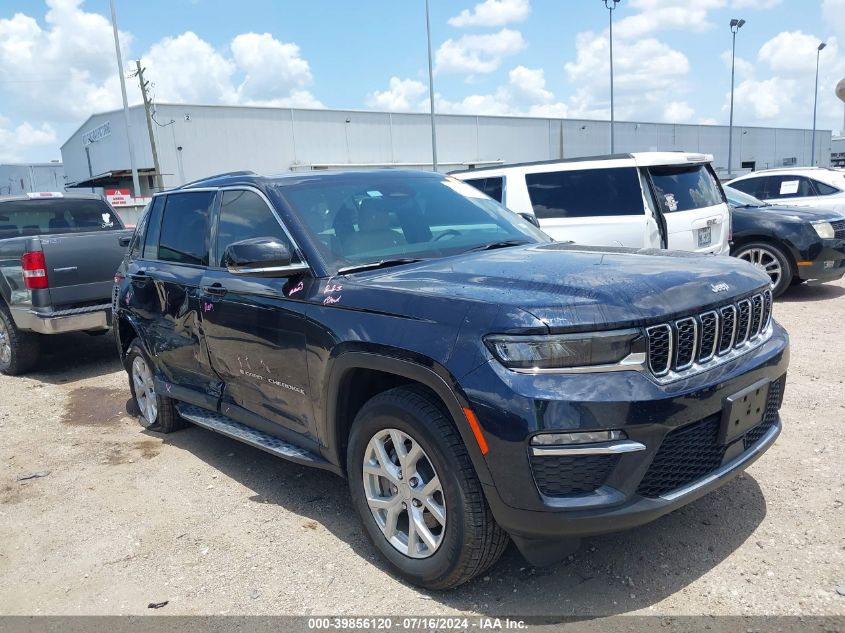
[1, 280, 843, 616]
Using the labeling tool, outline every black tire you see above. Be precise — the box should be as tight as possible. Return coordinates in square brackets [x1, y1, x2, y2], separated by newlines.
[347, 385, 508, 589]
[0, 304, 40, 376]
[733, 241, 794, 298]
[125, 340, 187, 433]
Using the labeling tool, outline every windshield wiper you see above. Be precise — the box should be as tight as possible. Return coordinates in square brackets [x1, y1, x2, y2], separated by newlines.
[337, 258, 423, 274]
[464, 239, 531, 253]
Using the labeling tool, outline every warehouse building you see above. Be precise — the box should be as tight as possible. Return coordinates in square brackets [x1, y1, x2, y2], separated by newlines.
[0, 162, 65, 195]
[60, 103, 833, 202]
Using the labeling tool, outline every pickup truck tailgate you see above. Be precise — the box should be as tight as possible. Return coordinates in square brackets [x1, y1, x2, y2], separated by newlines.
[31, 230, 131, 309]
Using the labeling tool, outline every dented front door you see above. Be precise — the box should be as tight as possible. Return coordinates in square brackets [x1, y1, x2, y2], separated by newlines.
[198, 268, 315, 437]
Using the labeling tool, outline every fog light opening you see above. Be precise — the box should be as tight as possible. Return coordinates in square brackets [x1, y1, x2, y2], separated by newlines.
[530, 430, 627, 446]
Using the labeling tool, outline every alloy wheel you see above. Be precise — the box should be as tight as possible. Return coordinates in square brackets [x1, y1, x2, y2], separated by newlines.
[132, 356, 158, 425]
[0, 318, 10, 366]
[362, 428, 446, 559]
[738, 247, 782, 291]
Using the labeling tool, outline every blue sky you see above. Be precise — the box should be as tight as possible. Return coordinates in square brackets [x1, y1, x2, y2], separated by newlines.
[2, 0, 845, 162]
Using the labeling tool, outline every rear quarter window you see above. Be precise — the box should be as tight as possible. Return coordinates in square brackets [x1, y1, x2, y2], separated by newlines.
[0, 198, 124, 237]
[525, 167, 644, 219]
[648, 164, 724, 213]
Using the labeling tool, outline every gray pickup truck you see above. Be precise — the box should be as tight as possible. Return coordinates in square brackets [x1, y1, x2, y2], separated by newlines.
[0, 192, 133, 375]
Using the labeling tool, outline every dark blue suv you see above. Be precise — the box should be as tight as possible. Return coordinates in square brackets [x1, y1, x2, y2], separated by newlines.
[114, 170, 789, 589]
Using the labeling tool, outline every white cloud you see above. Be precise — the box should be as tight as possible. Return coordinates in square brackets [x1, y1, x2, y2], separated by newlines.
[663, 101, 695, 123]
[615, 0, 726, 40]
[366, 77, 428, 111]
[822, 0, 845, 40]
[230, 33, 320, 107]
[447, 0, 530, 28]
[731, 0, 782, 8]
[0, 114, 57, 162]
[758, 30, 828, 76]
[720, 50, 754, 79]
[564, 33, 692, 121]
[435, 28, 526, 75]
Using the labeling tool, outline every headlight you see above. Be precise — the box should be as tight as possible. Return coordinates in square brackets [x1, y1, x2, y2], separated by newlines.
[812, 221, 835, 239]
[484, 329, 643, 370]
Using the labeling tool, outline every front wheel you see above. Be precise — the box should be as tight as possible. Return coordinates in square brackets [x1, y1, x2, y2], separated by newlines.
[347, 386, 508, 589]
[125, 340, 186, 433]
[734, 241, 794, 298]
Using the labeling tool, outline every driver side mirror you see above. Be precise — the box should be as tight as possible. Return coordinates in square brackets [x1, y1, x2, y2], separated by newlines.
[224, 237, 308, 277]
[518, 212, 541, 228]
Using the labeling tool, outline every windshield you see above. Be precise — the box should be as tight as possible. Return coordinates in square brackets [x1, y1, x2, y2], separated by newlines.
[723, 186, 767, 208]
[275, 174, 551, 273]
[0, 198, 124, 239]
[648, 164, 724, 213]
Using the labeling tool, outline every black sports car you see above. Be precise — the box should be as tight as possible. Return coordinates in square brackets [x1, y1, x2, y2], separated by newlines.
[726, 185, 845, 297]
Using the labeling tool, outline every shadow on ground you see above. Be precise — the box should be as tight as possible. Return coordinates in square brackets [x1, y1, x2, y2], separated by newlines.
[151, 421, 767, 617]
[26, 331, 122, 384]
[778, 282, 845, 303]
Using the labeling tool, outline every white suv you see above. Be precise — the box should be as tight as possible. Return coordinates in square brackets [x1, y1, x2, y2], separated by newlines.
[453, 152, 730, 255]
[727, 167, 845, 213]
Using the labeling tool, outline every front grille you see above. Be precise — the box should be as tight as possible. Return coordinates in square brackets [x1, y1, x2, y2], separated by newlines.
[831, 219, 845, 239]
[646, 290, 772, 381]
[637, 374, 786, 498]
[530, 454, 618, 497]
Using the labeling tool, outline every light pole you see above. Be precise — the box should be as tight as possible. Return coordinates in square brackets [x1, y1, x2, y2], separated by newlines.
[109, 0, 141, 200]
[811, 42, 827, 166]
[425, 0, 438, 171]
[727, 18, 745, 178]
[603, 0, 621, 153]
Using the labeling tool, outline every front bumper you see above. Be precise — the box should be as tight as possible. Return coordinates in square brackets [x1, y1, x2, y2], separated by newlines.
[795, 240, 845, 282]
[459, 322, 789, 543]
[11, 304, 111, 335]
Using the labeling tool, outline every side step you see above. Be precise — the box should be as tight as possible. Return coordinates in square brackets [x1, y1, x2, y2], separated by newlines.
[177, 404, 329, 468]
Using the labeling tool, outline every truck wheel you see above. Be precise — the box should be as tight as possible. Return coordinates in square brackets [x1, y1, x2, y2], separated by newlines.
[125, 340, 186, 433]
[734, 241, 794, 298]
[0, 306, 40, 376]
[347, 386, 508, 589]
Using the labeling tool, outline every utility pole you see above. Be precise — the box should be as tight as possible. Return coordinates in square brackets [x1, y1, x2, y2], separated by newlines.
[133, 60, 164, 192]
[109, 0, 141, 200]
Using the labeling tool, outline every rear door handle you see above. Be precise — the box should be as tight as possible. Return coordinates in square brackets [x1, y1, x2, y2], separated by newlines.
[202, 283, 227, 297]
[118, 236, 131, 247]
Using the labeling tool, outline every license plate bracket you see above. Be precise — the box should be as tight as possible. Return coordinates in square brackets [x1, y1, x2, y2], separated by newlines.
[697, 226, 712, 247]
[720, 379, 770, 445]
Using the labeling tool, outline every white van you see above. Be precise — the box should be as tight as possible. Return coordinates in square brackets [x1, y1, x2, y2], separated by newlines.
[452, 152, 731, 254]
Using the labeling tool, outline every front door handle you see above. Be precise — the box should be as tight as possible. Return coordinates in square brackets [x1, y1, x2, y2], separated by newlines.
[202, 283, 227, 297]
[129, 270, 147, 283]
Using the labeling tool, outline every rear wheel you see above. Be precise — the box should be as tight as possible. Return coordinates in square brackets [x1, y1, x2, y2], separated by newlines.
[0, 306, 39, 376]
[347, 386, 508, 589]
[734, 241, 794, 298]
[126, 340, 186, 433]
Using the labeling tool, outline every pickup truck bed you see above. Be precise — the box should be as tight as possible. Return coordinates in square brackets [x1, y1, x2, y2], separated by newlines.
[0, 193, 132, 374]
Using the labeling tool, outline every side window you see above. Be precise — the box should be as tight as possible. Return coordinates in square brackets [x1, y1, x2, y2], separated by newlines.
[131, 198, 160, 259]
[141, 196, 165, 259]
[811, 179, 839, 195]
[766, 176, 814, 199]
[463, 177, 503, 203]
[157, 192, 213, 266]
[526, 167, 644, 219]
[730, 177, 767, 199]
[215, 190, 298, 267]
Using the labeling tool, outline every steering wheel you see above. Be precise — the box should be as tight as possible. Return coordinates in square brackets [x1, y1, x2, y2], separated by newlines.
[434, 229, 462, 241]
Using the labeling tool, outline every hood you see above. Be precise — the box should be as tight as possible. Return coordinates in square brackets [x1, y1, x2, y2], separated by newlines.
[732, 203, 845, 223]
[347, 243, 771, 332]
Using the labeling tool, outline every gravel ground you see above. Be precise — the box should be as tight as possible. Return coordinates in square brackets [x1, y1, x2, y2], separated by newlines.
[1, 280, 843, 617]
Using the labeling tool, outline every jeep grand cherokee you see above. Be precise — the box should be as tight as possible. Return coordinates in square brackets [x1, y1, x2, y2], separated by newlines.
[113, 170, 789, 589]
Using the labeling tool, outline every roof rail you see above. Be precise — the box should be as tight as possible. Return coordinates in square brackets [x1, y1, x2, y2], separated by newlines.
[177, 170, 258, 189]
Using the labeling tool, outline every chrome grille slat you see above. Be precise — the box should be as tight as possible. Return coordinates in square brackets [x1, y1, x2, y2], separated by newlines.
[646, 291, 774, 383]
[718, 305, 737, 355]
[674, 317, 698, 370]
[698, 311, 719, 363]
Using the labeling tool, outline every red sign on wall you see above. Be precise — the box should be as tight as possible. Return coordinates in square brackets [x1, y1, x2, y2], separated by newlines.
[105, 189, 132, 206]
